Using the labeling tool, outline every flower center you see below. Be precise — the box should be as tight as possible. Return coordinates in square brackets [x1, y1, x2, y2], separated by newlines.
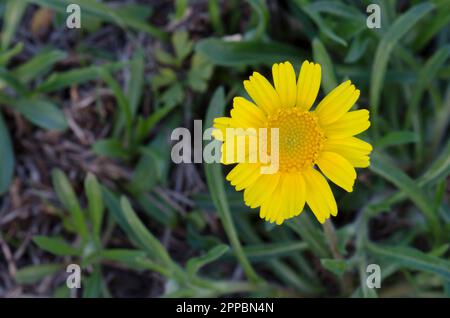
[267, 108, 325, 172]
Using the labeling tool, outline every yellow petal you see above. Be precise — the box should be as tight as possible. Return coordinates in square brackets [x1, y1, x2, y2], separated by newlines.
[230, 97, 267, 128]
[285, 173, 306, 218]
[323, 109, 370, 138]
[272, 61, 297, 108]
[317, 151, 357, 192]
[226, 163, 261, 191]
[260, 181, 284, 224]
[303, 168, 337, 223]
[244, 72, 281, 114]
[324, 137, 373, 168]
[244, 173, 281, 209]
[296, 61, 321, 110]
[316, 80, 360, 125]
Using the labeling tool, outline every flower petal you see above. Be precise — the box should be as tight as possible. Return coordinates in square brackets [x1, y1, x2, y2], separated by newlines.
[324, 137, 373, 168]
[296, 61, 321, 110]
[230, 97, 267, 128]
[285, 173, 306, 218]
[315, 80, 360, 125]
[272, 61, 297, 108]
[322, 109, 370, 138]
[244, 72, 281, 114]
[226, 163, 261, 191]
[317, 151, 357, 192]
[303, 168, 337, 223]
[244, 173, 281, 208]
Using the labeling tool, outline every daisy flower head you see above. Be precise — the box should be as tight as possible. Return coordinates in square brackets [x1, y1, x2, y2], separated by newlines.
[212, 60, 372, 225]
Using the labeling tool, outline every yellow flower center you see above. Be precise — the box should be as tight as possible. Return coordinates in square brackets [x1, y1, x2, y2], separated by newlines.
[267, 108, 325, 172]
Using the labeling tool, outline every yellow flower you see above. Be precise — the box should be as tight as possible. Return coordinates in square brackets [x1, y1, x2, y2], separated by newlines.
[213, 60, 372, 224]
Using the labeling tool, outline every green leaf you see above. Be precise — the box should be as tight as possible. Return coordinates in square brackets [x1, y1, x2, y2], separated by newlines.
[151, 68, 177, 91]
[375, 131, 418, 149]
[242, 241, 308, 261]
[320, 259, 348, 276]
[127, 50, 145, 116]
[13, 50, 66, 84]
[196, 38, 306, 67]
[246, 0, 268, 41]
[83, 267, 102, 298]
[99, 249, 147, 263]
[119, 196, 173, 266]
[51, 169, 89, 241]
[187, 53, 214, 93]
[203, 87, 261, 283]
[0, 112, 14, 194]
[135, 102, 178, 144]
[208, 0, 224, 35]
[367, 242, 450, 281]
[33, 235, 80, 256]
[36, 62, 126, 92]
[15, 264, 63, 284]
[0, 42, 23, 66]
[29, 0, 167, 40]
[299, 0, 348, 46]
[345, 36, 369, 64]
[172, 31, 193, 64]
[0, 67, 28, 95]
[84, 173, 104, 240]
[409, 45, 450, 158]
[370, 153, 441, 239]
[312, 38, 337, 94]
[97, 68, 132, 135]
[92, 138, 128, 160]
[14, 99, 68, 131]
[1, 0, 27, 50]
[370, 2, 435, 135]
[187, 244, 229, 276]
[159, 83, 184, 108]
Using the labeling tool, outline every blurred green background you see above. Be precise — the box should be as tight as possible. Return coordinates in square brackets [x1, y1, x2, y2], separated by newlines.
[0, 0, 448, 298]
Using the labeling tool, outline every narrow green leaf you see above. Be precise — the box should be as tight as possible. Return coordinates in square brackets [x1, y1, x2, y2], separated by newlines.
[247, 0, 268, 41]
[97, 68, 132, 135]
[187, 244, 229, 276]
[0, 112, 14, 194]
[13, 50, 66, 84]
[92, 138, 128, 160]
[0, 42, 23, 66]
[14, 99, 68, 131]
[119, 196, 173, 266]
[370, 153, 441, 239]
[52, 169, 89, 241]
[83, 268, 102, 298]
[312, 38, 337, 93]
[375, 131, 418, 149]
[15, 264, 63, 284]
[127, 50, 145, 116]
[196, 38, 306, 67]
[33, 235, 80, 256]
[1, 0, 27, 50]
[36, 62, 126, 93]
[84, 173, 104, 240]
[370, 2, 435, 135]
[241, 241, 308, 261]
[320, 258, 348, 276]
[367, 242, 450, 280]
[29, 0, 167, 40]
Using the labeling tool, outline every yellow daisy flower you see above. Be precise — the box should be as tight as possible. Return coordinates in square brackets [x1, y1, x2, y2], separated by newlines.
[213, 60, 372, 225]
